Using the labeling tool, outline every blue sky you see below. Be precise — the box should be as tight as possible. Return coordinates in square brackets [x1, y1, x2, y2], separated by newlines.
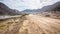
[0, 0, 60, 11]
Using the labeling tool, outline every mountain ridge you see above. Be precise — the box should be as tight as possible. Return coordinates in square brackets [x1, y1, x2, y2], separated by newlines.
[0, 2, 21, 15]
[21, 1, 60, 14]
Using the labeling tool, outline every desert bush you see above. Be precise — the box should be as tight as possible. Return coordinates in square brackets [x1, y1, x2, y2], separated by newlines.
[0, 24, 6, 30]
[45, 15, 50, 17]
[22, 14, 28, 16]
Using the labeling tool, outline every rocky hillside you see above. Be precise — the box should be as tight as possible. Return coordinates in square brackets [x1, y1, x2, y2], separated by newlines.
[0, 2, 21, 15]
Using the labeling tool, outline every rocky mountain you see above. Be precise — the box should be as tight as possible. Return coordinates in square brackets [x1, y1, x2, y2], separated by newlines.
[0, 2, 21, 15]
[0, 1, 60, 15]
[40, 2, 60, 12]
[21, 1, 60, 14]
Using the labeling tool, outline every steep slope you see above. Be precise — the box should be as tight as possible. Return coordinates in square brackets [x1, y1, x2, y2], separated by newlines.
[40, 2, 60, 11]
[0, 2, 20, 15]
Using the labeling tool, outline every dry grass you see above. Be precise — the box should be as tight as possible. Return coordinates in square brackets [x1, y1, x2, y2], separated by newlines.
[0, 24, 6, 30]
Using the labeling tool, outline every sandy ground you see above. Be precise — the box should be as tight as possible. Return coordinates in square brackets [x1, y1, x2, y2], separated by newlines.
[19, 14, 60, 34]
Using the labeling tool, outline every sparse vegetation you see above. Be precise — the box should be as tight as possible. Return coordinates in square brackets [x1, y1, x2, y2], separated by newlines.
[0, 24, 6, 30]
[22, 14, 28, 16]
[45, 15, 50, 17]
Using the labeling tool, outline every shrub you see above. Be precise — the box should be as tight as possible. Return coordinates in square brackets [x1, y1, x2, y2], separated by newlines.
[45, 15, 50, 17]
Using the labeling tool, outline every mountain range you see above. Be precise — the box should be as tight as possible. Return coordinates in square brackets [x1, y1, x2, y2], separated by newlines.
[21, 1, 60, 14]
[0, 1, 60, 15]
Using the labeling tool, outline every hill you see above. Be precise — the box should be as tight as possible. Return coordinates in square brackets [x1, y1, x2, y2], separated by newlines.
[0, 2, 21, 15]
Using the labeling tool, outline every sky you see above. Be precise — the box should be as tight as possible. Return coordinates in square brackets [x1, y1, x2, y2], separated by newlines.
[0, 0, 60, 11]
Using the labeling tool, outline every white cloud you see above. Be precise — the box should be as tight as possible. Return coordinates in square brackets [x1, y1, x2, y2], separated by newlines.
[21, 0, 60, 9]
[0, 0, 60, 11]
[23, 0, 41, 9]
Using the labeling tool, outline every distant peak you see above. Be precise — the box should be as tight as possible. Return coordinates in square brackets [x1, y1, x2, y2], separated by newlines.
[0, 2, 5, 5]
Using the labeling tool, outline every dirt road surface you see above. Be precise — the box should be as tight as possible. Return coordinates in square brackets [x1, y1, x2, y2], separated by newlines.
[19, 14, 60, 34]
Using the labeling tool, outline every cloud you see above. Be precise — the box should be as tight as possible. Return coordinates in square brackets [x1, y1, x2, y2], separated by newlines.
[21, 0, 60, 9]
[22, 0, 41, 9]
[0, 0, 60, 11]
